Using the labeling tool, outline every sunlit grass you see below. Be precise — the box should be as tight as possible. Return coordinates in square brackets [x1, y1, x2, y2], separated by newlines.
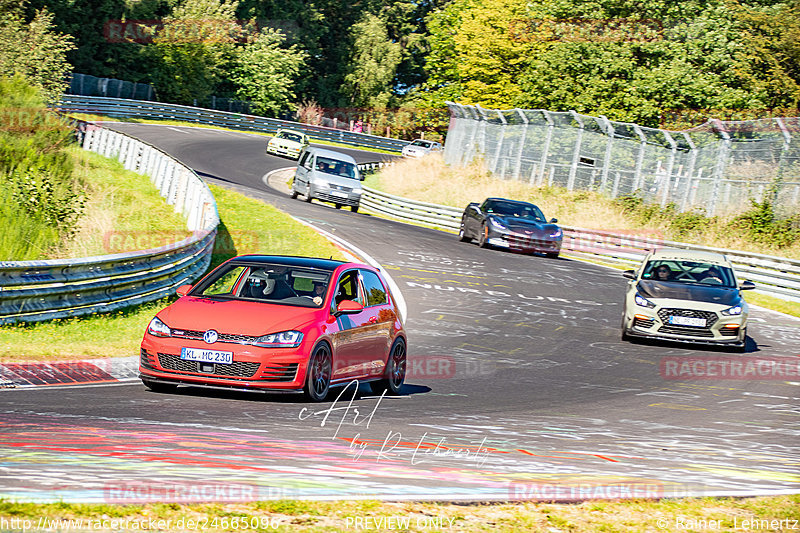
[49, 146, 190, 259]
[1, 495, 798, 532]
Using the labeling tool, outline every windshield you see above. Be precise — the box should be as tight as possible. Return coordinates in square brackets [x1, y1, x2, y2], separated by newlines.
[411, 140, 432, 148]
[279, 132, 303, 143]
[316, 156, 357, 179]
[642, 260, 736, 288]
[192, 262, 334, 307]
[485, 201, 546, 222]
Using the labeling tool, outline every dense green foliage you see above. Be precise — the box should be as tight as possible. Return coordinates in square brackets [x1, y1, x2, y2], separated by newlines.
[0, 77, 84, 259]
[9, 0, 800, 129]
[0, 0, 73, 102]
[419, 0, 800, 127]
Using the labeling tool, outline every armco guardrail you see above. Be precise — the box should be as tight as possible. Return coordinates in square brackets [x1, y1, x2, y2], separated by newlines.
[359, 187, 800, 302]
[0, 124, 219, 325]
[57, 95, 408, 153]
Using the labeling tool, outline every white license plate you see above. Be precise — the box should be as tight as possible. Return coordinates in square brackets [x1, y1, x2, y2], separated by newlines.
[180, 347, 233, 364]
[668, 315, 706, 327]
[330, 190, 347, 198]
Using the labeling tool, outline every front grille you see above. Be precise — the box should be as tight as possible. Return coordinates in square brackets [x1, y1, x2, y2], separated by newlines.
[158, 353, 197, 372]
[657, 308, 718, 338]
[140, 348, 156, 370]
[658, 308, 718, 325]
[658, 325, 716, 337]
[157, 353, 260, 378]
[328, 183, 353, 192]
[259, 363, 299, 382]
[171, 329, 258, 345]
[316, 192, 357, 205]
[505, 235, 556, 249]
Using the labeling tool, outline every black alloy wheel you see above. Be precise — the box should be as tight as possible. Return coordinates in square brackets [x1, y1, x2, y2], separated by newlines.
[304, 343, 332, 401]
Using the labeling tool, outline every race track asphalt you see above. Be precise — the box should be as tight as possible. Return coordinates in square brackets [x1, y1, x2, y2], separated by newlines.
[1, 123, 799, 503]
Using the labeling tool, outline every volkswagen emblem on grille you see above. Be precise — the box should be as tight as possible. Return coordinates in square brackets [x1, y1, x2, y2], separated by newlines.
[203, 330, 219, 344]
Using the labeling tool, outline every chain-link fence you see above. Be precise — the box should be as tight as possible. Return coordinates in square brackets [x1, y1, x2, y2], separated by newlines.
[444, 103, 800, 217]
[68, 73, 155, 101]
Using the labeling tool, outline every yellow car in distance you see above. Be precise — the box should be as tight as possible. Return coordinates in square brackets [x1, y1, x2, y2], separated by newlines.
[621, 249, 755, 350]
[266, 129, 310, 160]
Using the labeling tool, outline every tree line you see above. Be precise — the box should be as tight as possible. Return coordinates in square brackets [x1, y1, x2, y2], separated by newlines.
[1, 0, 798, 133]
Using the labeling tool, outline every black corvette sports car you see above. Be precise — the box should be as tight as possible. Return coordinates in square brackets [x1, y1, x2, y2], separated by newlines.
[458, 198, 562, 258]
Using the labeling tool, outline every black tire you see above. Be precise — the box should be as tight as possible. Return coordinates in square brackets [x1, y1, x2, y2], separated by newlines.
[351, 205, 359, 213]
[620, 314, 631, 341]
[305, 193, 313, 203]
[458, 219, 470, 242]
[369, 338, 406, 396]
[478, 223, 490, 248]
[290, 189, 298, 199]
[335, 203, 342, 209]
[141, 379, 177, 393]
[545, 252, 560, 259]
[304, 343, 332, 401]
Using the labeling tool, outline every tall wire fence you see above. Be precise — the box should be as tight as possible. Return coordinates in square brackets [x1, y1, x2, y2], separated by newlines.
[444, 103, 800, 217]
[69, 73, 156, 101]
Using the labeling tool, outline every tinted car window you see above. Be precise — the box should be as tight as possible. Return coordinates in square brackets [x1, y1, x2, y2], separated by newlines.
[484, 200, 545, 222]
[193, 262, 332, 307]
[316, 157, 357, 179]
[642, 260, 736, 288]
[361, 270, 388, 306]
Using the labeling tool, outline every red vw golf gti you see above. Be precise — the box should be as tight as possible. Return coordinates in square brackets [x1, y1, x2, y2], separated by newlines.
[139, 255, 406, 401]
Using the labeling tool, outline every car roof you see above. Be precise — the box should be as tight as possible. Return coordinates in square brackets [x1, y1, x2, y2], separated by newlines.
[647, 248, 730, 265]
[229, 255, 350, 271]
[305, 147, 358, 163]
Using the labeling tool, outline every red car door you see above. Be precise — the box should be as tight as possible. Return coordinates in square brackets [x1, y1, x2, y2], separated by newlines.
[329, 269, 373, 380]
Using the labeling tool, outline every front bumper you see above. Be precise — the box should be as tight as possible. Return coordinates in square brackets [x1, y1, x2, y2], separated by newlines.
[487, 228, 562, 254]
[267, 144, 303, 159]
[624, 305, 747, 346]
[140, 336, 309, 391]
[310, 185, 361, 207]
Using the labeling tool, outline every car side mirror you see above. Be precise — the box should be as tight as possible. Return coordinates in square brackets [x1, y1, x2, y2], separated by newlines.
[176, 284, 192, 297]
[549, 218, 558, 224]
[740, 280, 756, 290]
[622, 270, 636, 280]
[335, 300, 363, 316]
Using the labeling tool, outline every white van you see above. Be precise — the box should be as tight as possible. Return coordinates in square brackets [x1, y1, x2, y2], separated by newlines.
[291, 147, 363, 212]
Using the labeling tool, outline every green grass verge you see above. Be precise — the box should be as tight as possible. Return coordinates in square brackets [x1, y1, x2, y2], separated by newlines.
[68, 113, 401, 155]
[1, 495, 798, 531]
[0, 183, 345, 361]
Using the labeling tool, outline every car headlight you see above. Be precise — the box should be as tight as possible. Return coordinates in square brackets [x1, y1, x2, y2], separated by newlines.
[549, 228, 562, 238]
[252, 330, 303, 348]
[634, 292, 656, 309]
[488, 217, 507, 230]
[147, 317, 171, 337]
[721, 304, 743, 316]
